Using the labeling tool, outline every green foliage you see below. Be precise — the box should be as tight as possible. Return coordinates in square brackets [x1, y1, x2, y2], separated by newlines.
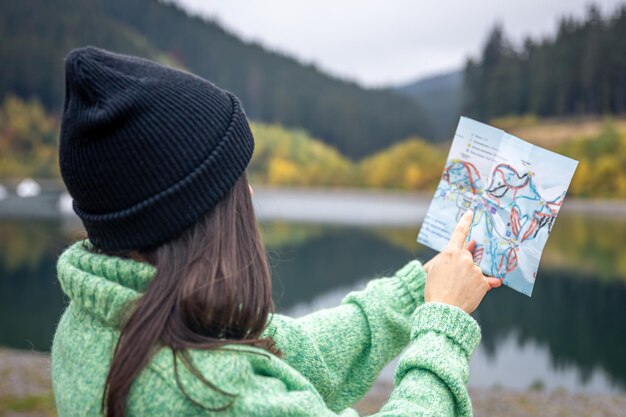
[0, 0, 170, 111]
[249, 123, 355, 187]
[249, 125, 447, 191]
[464, 5, 626, 120]
[359, 139, 446, 190]
[0, 0, 433, 158]
[3, 94, 624, 200]
[558, 121, 626, 198]
[0, 96, 59, 178]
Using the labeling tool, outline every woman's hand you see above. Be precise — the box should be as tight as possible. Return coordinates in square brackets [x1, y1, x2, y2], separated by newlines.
[423, 210, 501, 314]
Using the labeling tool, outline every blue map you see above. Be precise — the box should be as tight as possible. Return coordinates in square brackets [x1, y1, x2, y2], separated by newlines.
[417, 117, 578, 296]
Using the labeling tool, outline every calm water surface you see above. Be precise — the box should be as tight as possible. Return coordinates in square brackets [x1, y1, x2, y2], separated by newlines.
[1, 213, 625, 393]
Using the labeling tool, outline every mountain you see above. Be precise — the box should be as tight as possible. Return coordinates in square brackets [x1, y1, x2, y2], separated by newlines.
[396, 70, 463, 142]
[0, 0, 433, 158]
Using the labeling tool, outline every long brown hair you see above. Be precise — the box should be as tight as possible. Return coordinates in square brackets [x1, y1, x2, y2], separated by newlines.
[99, 173, 277, 417]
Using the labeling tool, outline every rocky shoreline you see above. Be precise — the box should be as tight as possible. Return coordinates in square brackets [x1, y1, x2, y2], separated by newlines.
[2, 348, 625, 417]
[0, 349, 54, 417]
[355, 380, 626, 417]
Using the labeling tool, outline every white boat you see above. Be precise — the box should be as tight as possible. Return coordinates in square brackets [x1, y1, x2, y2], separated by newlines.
[57, 192, 74, 215]
[16, 178, 41, 197]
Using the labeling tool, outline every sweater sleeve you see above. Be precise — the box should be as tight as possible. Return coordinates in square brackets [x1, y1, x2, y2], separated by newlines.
[377, 302, 481, 417]
[235, 301, 480, 417]
[262, 260, 426, 411]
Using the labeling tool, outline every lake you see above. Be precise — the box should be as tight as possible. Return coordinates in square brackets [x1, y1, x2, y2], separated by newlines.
[1, 189, 625, 394]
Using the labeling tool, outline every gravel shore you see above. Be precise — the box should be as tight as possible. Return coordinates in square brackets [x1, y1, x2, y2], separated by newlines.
[355, 380, 626, 417]
[2, 348, 625, 417]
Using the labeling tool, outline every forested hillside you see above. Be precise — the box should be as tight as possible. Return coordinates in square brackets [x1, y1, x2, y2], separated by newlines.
[463, 5, 626, 121]
[0, 0, 432, 158]
[3, 94, 626, 198]
[0, 94, 445, 190]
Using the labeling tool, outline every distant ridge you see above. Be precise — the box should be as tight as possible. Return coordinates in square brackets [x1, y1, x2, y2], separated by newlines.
[396, 70, 463, 141]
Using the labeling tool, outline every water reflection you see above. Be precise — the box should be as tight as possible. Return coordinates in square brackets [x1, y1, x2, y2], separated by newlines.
[264, 224, 420, 309]
[0, 216, 625, 393]
[544, 215, 626, 282]
[475, 268, 626, 391]
[0, 219, 69, 350]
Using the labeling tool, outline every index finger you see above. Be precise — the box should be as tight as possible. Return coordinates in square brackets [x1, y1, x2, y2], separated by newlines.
[447, 210, 474, 251]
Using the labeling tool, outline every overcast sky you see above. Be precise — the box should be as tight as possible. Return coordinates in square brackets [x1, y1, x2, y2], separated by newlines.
[175, 0, 624, 87]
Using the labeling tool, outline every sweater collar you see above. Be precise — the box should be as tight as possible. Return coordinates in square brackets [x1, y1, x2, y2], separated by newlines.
[56, 240, 156, 325]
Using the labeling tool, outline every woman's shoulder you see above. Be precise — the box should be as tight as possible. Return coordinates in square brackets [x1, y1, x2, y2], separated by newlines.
[144, 344, 320, 413]
[148, 343, 292, 387]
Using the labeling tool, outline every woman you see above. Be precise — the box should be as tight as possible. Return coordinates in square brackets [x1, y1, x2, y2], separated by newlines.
[52, 47, 501, 417]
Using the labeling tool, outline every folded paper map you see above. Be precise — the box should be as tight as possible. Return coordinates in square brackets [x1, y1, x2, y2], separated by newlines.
[417, 117, 578, 296]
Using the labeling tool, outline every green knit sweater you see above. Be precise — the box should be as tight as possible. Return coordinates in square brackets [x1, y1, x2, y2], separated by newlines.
[51, 240, 481, 416]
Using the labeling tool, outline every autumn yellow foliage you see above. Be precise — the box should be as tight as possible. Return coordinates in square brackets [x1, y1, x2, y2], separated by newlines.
[2, 96, 626, 199]
[0, 96, 59, 178]
[557, 122, 626, 198]
[359, 138, 446, 190]
[248, 123, 355, 187]
[248, 124, 445, 190]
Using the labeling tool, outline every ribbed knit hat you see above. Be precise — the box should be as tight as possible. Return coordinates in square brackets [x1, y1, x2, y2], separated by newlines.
[59, 46, 255, 251]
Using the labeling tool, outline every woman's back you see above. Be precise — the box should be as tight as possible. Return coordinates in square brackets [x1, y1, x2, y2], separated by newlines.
[52, 46, 498, 417]
[52, 242, 321, 416]
[53, 239, 486, 417]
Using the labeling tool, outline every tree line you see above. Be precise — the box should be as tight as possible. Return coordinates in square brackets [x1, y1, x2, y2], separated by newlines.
[463, 5, 626, 121]
[0, 0, 432, 159]
[0, 96, 445, 190]
[3, 95, 625, 199]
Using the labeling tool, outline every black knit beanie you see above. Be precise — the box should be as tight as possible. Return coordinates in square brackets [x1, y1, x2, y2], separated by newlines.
[59, 46, 255, 251]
